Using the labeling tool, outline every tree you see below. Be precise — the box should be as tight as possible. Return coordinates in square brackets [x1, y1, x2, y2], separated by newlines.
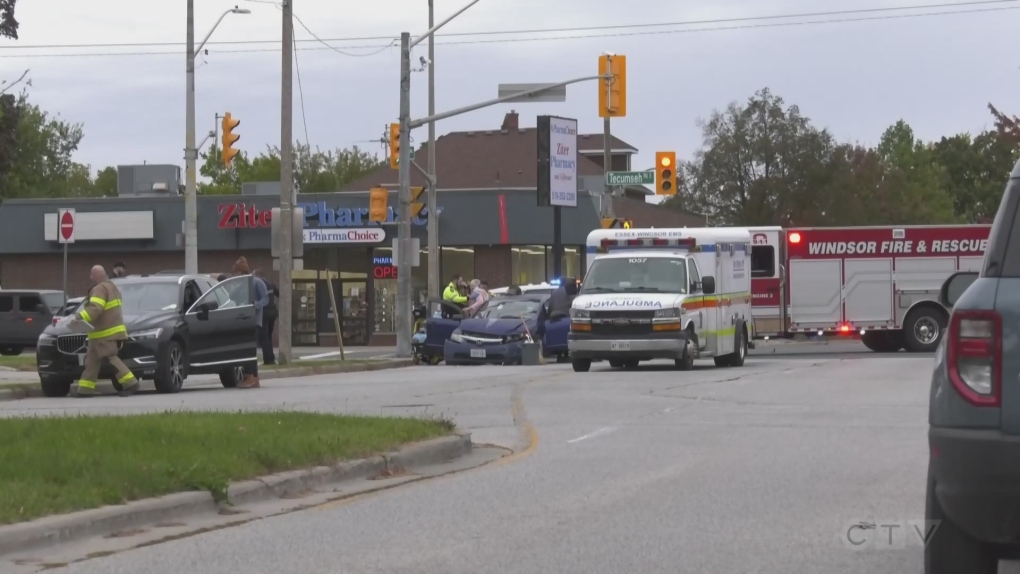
[197, 143, 384, 194]
[667, 88, 835, 226]
[0, 91, 93, 198]
[92, 166, 118, 196]
[933, 130, 1017, 223]
[873, 120, 955, 224]
[988, 103, 1020, 144]
[0, 0, 17, 40]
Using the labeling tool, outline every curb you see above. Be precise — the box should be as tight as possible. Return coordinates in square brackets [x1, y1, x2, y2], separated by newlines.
[0, 432, 471, 556]
[0, 359, 415, 401]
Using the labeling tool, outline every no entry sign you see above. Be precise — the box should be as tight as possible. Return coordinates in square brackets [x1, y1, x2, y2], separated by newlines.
[58, 208, 75, 243]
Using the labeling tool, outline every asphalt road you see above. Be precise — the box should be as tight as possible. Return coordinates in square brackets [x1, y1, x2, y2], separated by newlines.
[1, 346, 974, 574]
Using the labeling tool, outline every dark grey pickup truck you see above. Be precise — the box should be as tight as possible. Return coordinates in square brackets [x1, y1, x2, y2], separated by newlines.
[0, 289, 64, 355]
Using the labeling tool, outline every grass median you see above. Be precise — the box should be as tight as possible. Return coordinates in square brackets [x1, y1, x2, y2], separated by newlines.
[0, 411, 454, 525]
[0, 355, 36, 371]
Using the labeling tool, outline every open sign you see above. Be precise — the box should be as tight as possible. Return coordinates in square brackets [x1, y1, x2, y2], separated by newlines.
[373, 265, 397, 279]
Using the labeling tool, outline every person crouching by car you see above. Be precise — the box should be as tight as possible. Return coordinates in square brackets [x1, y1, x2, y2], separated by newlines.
[232, 257, 267, 388]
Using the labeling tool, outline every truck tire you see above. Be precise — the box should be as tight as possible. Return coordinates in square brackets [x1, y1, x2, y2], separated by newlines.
[904, 308, 946, 353]
[572, 358, 591, 372]
[860, 331, 903, 353]
[714, 324, 748, 367]
[925, 472, 998, 573]
[40, 376, 72, 398]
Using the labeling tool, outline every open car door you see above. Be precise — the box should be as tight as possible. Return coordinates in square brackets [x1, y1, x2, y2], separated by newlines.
[424, 298, 465, 354]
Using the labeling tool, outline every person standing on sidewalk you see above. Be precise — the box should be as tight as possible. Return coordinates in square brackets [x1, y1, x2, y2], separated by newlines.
[253, 268, 278, 365]
[232, 257, 267, 389]
[71, 265, 140, 398]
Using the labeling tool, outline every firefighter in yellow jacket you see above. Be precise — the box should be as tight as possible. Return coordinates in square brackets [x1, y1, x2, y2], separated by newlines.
[70, 265, 140, 398]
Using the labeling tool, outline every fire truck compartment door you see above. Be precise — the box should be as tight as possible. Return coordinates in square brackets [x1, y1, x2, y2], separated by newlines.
[843, 258, 893, 324]
[790, 259, 841, 326]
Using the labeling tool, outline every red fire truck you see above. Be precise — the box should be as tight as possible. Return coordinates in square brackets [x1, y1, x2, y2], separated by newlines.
[745, 225, 990, 352]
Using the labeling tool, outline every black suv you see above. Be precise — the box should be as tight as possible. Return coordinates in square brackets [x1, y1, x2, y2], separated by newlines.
[0, 289, 65, 355]
[36, 274, 257, 397]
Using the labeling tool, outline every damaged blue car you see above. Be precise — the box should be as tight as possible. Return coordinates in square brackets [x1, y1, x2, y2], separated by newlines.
[443, 294, 569, 366]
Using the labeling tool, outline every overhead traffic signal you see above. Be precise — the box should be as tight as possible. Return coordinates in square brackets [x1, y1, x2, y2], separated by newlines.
[601, 218, 633, 229]
[597, 54, 627, 118]
[388, 123, 400, 170]
[369, 187, 388, 222]
[655, 151, 676, 195]
[221, 112, 241, 167]
[410, 186, 425, 219]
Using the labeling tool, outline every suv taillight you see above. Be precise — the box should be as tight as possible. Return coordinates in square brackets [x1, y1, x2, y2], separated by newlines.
[946, 310, 1001, 406]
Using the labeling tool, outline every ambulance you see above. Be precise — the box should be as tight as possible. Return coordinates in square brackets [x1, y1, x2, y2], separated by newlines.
[586, 224, 990, 354]
[568, 227, 753, 372]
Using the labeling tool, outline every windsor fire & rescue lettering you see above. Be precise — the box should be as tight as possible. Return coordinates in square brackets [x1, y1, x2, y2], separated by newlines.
[806, 239, 988, 256]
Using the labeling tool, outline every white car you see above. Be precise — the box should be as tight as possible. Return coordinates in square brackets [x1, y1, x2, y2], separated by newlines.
[490, 281, 577, 297]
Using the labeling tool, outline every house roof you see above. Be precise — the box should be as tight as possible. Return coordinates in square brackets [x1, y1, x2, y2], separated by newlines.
[340, 112, 638, 192]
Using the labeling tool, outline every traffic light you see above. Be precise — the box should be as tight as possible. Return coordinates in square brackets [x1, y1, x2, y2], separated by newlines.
[601, 218, 632, 229]
[410, 186, 425, 219]
[221, 112, 240, 167]
[388, 123, 400, 170]
[369, 187, 388, 222]
[622, 219, 632, 228]
[655, 151, 677, 195]
[598, 54, 627, 118]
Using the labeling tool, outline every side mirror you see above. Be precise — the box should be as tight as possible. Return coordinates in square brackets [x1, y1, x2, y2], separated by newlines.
[939, 271, 979, 309]
[196, 300, 218, 320]
[701, 276, 716, 295]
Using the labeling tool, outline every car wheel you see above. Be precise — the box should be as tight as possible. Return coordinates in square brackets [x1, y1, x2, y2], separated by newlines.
[0, 347, 22, 356]
[608, 360, 624, 368]
[675, 341, 694, 371]
[40, 376, 72, 398]
[861, 331, 903, 353]
[925, 471, 998, 573]
[572, 358, 591, 372]
[729, 328, 747, 367]
[905, 309, 946, 353]
[153, 340, 186, 394]
[219, 365, 245, 388]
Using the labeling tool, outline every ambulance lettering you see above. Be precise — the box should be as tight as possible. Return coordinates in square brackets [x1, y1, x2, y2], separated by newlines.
[583, 299, 662, 308]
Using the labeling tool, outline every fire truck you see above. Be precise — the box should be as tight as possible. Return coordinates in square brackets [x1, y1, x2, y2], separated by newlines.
[585, 224, 991, 353]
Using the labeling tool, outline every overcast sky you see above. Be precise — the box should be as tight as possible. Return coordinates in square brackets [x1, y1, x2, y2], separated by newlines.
[2, 0, 1017, 204]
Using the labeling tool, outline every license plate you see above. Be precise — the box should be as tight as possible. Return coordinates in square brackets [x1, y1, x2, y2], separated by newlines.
[470, 348, 486, 358]
[610, 341, 630, 351]
[77, 354, 85, 366]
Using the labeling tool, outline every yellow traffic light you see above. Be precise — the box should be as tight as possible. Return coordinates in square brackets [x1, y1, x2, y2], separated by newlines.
[388, 123, 400, 170]
[622, 220, 632, 228]
[655, 151, 677, 195]
[369, 187, 388, 222]
[598, 54, 627, 118]
[221, 112, 240, 167]
[410, 186, 425, 219]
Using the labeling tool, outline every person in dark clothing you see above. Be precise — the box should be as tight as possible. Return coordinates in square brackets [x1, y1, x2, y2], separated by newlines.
[253, 269, 278, 365]
[547, 284, 571, 319]
[112, 261, 127, 278]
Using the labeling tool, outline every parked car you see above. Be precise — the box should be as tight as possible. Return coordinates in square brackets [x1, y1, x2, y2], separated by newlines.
[0, 289, 65, 355]
[36, 274, 257, 397]
[443, 294, 569, 365]
[925, 158, 1020, 573]
[56, 296, 84, 322]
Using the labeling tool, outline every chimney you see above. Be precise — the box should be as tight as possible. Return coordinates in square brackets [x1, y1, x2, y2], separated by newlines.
[501, 110, 519, 132]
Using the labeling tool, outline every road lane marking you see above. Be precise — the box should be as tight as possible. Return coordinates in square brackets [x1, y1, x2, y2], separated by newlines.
[567, 426, 616, 443]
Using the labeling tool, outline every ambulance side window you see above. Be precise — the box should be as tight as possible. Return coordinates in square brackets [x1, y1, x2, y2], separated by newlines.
[751, 246, 775, 278]
[687, 259, 701, 292]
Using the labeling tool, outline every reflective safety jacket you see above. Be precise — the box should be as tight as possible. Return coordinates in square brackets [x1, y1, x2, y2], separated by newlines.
[79, 280, 128, 340]
[443, 282, 467, 304]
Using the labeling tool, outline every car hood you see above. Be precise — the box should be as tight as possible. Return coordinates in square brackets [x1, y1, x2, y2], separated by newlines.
[572, 292, 684, 311]
[459, 317, 535, 336]
[44, 310, 179, 335]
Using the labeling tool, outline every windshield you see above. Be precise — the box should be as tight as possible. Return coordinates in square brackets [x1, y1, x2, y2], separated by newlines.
[113, 282, 180, 313]
[41, 293, 65, 312]
[478, 299, 542, 319]
[580, 257, 688, 294]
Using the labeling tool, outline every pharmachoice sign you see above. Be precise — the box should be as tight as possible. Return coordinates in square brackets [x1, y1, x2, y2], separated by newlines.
[537, 115, 578, 208]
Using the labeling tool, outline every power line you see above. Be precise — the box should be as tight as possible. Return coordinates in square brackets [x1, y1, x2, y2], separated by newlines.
[1, 0, 1012, 51]
[0, 6, 1012, 59]
[291, 12, 396, 57]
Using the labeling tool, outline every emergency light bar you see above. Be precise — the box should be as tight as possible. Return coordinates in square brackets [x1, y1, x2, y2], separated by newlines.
[600, 237, 697, 248]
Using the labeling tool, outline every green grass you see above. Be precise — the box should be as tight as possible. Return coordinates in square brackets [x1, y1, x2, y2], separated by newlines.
[0, 355, 37, 371]
[0, 411, 454, 524]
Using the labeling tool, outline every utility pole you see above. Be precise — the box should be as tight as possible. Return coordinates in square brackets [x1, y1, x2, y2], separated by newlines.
[278, 0, 294, 364]
[426, 0, 439, 300]
[184, 0, 198, 274]
[602, 54, 614, 219]
[396, 32, 413, 357]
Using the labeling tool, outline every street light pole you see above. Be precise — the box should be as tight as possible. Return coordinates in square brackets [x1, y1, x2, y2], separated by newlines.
[426, 0, 439, 300]
[183, 5, 250, 275]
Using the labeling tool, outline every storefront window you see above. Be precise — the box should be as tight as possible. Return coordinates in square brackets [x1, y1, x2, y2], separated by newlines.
[441, 247, 474, 284]
[546, 246, 582, 280]
[372, 246, 428, 333]
[511, 245, 546, 285]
